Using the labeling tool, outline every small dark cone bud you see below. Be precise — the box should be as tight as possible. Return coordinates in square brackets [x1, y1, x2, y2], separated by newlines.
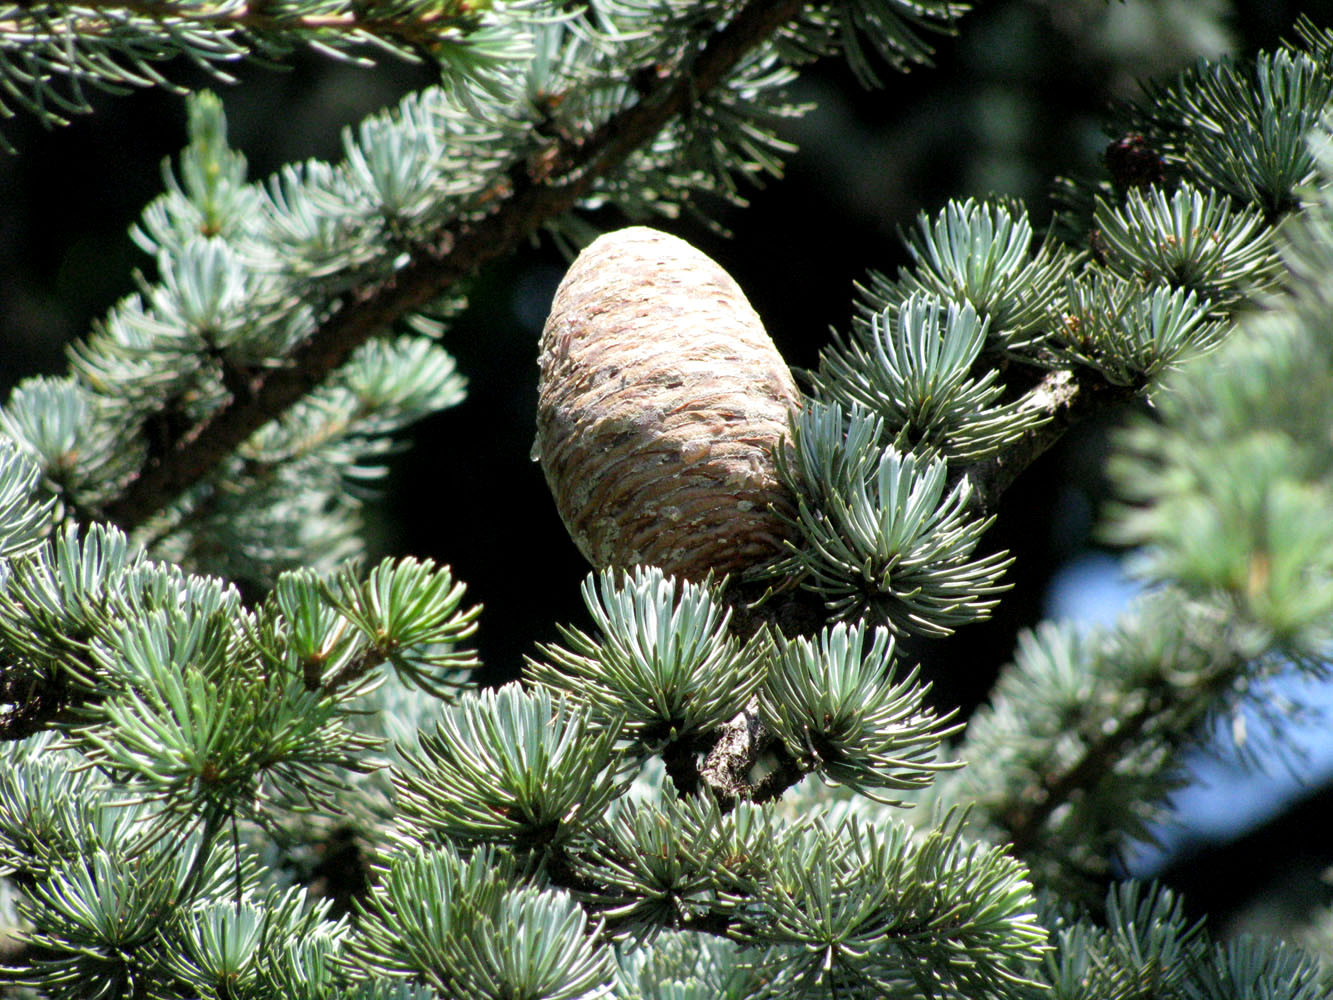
[535, 227, 801, 582]
[1105, 133, 1165, 189]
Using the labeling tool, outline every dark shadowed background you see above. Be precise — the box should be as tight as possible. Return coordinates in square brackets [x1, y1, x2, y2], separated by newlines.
[3, 0, 1332, 938]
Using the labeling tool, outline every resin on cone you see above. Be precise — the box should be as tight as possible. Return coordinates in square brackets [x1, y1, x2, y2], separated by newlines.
[536, 227, 802, 582]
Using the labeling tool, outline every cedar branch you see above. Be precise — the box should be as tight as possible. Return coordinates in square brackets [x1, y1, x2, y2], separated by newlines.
[2, 0, 484, 52]
[101, 0, 807, 530]
[999, 697, 1160, 856]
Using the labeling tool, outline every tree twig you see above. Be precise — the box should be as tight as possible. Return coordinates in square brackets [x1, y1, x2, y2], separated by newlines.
[999, 696, 1160, 856]
[957, 366, 1138, 515]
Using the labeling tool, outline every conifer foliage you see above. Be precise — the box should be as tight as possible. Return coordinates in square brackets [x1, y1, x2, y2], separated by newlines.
[1, 2, 1332, 998]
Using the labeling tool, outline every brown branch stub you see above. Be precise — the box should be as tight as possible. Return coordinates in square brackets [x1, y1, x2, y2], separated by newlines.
[699, 704, 771, 800]
[100, 0, 808, 532]
[958, 366, 1138, 515]
[698, 698, 805, 806]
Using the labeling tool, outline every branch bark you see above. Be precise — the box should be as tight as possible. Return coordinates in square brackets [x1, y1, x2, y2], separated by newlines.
[101, 0, 807, 530]
[957, 366, 1138, 516]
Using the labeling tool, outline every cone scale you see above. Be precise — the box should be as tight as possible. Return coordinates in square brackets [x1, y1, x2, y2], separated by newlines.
[535, 227, 801, 582]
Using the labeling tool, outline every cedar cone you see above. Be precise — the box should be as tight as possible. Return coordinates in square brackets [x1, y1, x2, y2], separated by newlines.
[535, 227, 802, 583]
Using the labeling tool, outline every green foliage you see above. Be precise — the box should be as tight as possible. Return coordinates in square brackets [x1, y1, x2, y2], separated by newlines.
[932, 594, 1295, 894]
[166, 887, 345, 1000]
[741, 811, 1045, 999]
[613, 931, 770, 1000]
[813, 292, 1047, 459]
[568, 794, 775, 933]
[860, 198, 1073, 351]
[391, 683, 630, 854]
[1093, 182, 1280, 301]
[79, 607, 381, 822]
[0, 444, 56, 559]
[0, 522, 145, 691]
[1186, 936, 1330, 1000]
[1024, 881, 1330, 1000]
[528, 567, 768, 747]
[760, 622, 959, 801]
[3, 3, 1333, 1000]
[0, 0, 526, 149]
[1105, 116, 1333, 659]
[1118, 47, 1333, 216]
[832, 0, 965, 86]
[1109, 320, 1333, 647]
[772, 401, 1011, 635]
[1033, 882, 1202, 999]
[324, 557, 481, 696]
[0, 376, 141, 507]
[11, 799, 241, 998]
[1047, 277, 1225, 386]
[349, 844, 613, 998]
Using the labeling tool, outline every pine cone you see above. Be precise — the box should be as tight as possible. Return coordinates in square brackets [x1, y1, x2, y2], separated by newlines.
[535, 227, 801, 582]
